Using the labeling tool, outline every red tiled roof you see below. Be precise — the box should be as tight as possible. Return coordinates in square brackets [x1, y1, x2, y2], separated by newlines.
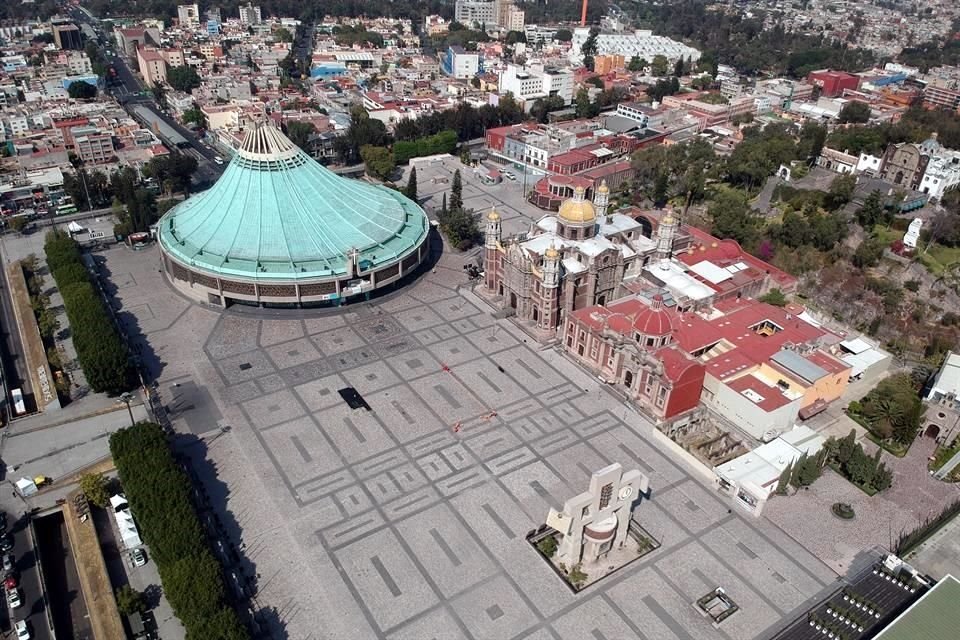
[657, 345, 698, 383]
[726, 374, 794, 411]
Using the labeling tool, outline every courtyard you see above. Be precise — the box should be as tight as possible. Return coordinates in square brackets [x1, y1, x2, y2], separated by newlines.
[102, 240, 838, 640]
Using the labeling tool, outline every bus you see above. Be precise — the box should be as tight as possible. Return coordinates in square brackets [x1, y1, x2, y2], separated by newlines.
[57, 204, 78, 215]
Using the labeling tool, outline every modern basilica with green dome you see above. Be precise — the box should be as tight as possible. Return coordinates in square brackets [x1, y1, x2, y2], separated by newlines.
[157, 123, 431, 307]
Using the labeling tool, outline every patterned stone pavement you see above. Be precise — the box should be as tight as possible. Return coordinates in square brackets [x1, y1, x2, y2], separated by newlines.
[107, 245, 838, 640]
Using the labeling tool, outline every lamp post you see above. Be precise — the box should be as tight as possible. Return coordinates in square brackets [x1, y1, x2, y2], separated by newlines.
[119, 391, 136, 426]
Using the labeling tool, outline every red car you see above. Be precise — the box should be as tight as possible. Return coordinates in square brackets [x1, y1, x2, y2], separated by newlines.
[3, 575, 16, 590]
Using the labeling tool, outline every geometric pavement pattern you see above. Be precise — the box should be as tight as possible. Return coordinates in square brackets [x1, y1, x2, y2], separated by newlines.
[196, 274, 838, 640]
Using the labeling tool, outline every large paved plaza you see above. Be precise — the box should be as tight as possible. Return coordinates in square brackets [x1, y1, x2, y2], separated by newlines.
[105, 242, 838, 640]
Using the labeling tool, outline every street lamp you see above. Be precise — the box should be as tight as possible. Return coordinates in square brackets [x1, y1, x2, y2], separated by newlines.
[118, 391, 136, 426]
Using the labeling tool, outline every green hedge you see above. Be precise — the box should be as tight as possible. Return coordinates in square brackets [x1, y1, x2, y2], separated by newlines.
[110, 423, 248, 640]
[44, 231, 134, 394]
[393, 129, 458, 164]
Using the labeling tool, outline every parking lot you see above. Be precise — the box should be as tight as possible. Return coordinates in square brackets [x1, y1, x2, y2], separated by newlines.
[403, 156, 549, 237]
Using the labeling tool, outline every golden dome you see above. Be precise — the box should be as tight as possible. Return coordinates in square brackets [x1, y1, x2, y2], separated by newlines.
[661, 213, 675, 226]
[558, 186, 596, 224]
[487, 207, 500, 221]
[597, 180, 610, 194]
[545, 245, 560, 259]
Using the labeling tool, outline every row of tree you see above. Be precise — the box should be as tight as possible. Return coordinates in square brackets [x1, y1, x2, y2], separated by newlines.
[44, 231, 135, 395]
[110, 422, 249, 640]
[775, 428, 894, 495]
[438, 169, 480, 250]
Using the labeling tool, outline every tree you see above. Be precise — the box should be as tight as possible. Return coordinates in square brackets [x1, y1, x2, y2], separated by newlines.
[837, 430, 857, 465]
[334, 107, 391, 164]
[789, 452, 808, 488]
[8, 217, 29, 233]
[759, 288, 788, 306]
[182, 107, 207, 129]
[530, 95, 566, 124]
[80, 473, 110, 508]
[856, 191, 888, 228]
[775, 461, 793, 495]
[627, 56, 646, 72]
[405, 167, 418, 202]
[285, 121, 316, 152]
[650, 55, 670, 76]
[872, 462, 893, 491]
[568, 564, 588, 588]
[68, 81, 97, 100]
[450, 169, 464, 212]
[274, 27, 293, 43]
[852, 238, 884, 268]
[115, 585, 147, 615]
[838, 101, 872, 124]
[845, 445, 873, 486]
[554, 29, 573, 42]
[708, 189, 760, 246]
[673, 57, 685, 77]
[166, 65, 202, 92]
[826, 173, 856, 210]
[359, 145, 396, 181]
[536, 536, 558, 557]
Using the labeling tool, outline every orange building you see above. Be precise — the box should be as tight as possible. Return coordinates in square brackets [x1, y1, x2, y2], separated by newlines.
[593, 54, 625, 75]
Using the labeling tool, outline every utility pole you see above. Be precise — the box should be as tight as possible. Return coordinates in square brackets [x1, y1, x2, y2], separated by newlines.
[119, 391, 136, 426]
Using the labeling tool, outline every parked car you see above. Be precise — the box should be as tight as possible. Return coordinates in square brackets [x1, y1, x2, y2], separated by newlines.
[14, 620, 29, 639]
[7, 588, 21, 608]
[2, 554, 13, 572]
[3, 575, 16, 590]
[213, 156, 224, 165]
[0, 536, 13, 553]
[131, 548, 146, 567]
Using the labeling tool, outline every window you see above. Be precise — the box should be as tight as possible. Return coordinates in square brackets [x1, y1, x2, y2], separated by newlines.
[599, 483, 613, 509]
[646, 337, 655, 347]
[590, 342, 599, 359]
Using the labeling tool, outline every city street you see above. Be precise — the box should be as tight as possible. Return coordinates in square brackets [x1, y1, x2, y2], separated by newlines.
[1, 508, 52, 640]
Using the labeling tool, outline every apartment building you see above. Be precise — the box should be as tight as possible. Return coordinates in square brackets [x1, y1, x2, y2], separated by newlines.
[137, 48, 168, 88]
[498, 63, 573, 105]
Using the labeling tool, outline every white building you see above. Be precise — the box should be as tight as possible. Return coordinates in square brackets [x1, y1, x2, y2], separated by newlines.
[443, 46, 480, 79]
[239, 3, 262, 25]
[857, 152, 883, 174]
[177, 4, 200, 28]
[919, 149, 960, 200]
[455, 0, 499, 28]
[498, 63, 573, 105]
[569, 27, 701, 66]
[714, 426, 825, 515]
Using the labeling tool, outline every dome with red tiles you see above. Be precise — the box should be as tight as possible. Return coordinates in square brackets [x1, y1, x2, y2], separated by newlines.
[632, 296, 673, 337]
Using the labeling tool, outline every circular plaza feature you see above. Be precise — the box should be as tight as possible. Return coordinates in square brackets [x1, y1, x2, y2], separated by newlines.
[157, 123, 430, 307]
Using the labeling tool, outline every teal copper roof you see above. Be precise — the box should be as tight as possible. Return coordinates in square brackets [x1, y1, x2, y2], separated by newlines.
[158, 124, 429, 280]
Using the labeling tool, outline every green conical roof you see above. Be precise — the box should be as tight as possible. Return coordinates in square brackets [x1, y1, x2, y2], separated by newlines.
[158, 124, 428, 280]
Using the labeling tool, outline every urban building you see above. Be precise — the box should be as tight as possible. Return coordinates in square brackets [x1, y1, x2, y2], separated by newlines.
[239, 3, 263, 26]
[71, 126, 114, 164]
[923, 83, 960, 111]
[922, 351, 960, 445]
[497, 2, 525, 32]
[177, 4, 201, 28]
[442, 46, 480, 79]
[806, 70, 860, 97]
[498, 63, 573, 105]
[455, 0, 499, 28]
[569, 27, 701, 66]
[51, 22, 82, 50]
[423, 15, 450, 36]
[714, 426, 825, 515]
[158, 123, 430, 307]
[137, 47, 168, 88]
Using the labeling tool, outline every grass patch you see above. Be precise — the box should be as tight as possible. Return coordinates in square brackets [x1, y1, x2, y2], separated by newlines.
[865, 431, 911, 458]
[929, 439, 960, 473]
[872, 224, 902, 246]
[916, 242, 960, 276]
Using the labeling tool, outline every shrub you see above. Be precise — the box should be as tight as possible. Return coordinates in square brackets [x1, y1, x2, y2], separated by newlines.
[43, 231, 134, 394]
[115, 585, 146, 615]
[79, 472, 110, 508]
[536, 536, 558, 557]
[110, 423, 248, 639]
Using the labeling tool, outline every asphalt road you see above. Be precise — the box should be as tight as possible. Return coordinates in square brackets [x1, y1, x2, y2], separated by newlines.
[70, 8, 224, 187]
[4, 511, 53, 640]
[0, 253, 33, 416]
[34, 512, 90, 640]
